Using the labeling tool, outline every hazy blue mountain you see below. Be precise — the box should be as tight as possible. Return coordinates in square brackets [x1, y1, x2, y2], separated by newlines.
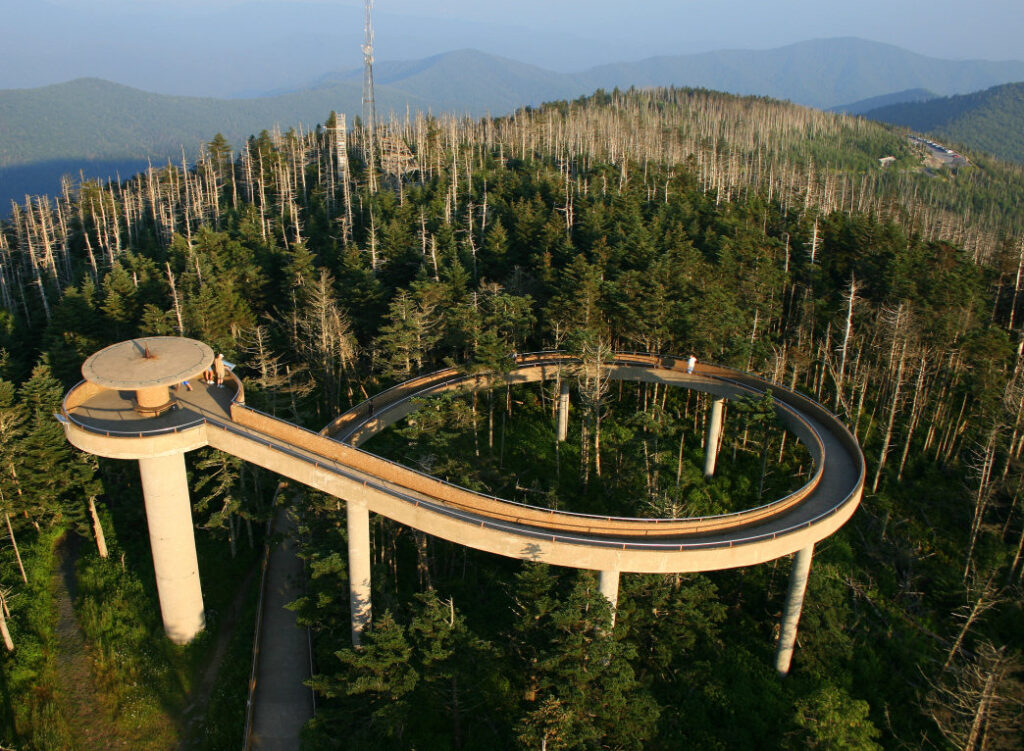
[0, 77, 430, 209]
[863, 82, 1024, 164]
[0, 78, 380, 164]
[315, 50, 585, 114]
[829, 88, 938, 116]
[304, 39, 1024, 112]
[570, 39, 1024, 109]
[6, 39, 1024, 210]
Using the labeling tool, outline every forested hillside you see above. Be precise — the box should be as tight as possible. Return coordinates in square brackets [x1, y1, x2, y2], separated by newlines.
[0, 77, 427, 167]
[830, 87, 938, 116]
[866, 82, 1024, 165]
[0, 87, 1023, 749]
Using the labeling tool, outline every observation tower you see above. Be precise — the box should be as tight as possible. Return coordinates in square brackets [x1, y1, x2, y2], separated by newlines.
[62, 337, 225, 644]
[60, 339, 864, 678]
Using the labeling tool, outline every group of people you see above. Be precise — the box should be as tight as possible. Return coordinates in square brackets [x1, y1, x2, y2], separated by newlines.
[203, 352, 227, 386]
[180, 353, 227, 392]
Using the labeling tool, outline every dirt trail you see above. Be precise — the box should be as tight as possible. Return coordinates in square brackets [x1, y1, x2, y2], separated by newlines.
[49, 533, 260, 750]
[52, 535, 131, 750]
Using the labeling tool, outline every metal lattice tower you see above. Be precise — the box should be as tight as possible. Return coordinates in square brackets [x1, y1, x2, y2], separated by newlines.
[362, 0, 378, 192]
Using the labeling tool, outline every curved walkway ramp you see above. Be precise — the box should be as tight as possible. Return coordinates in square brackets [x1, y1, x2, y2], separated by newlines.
[60, 348, 866, 741]
[62, 352, 863, 573]
[314, 352, 864, 573]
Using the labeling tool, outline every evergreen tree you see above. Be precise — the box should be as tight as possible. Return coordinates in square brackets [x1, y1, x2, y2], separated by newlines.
[511, 567, 659, 750]
[794, 685, 882, 750]
[329, 611, 419, 746]
[15, 359, 100, 531]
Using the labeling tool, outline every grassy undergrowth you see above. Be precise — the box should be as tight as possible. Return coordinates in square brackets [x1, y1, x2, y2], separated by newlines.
[73, 500, 261, 750]
[1, 497, 261, 750]
[185, 568, 259, 751]
[0, 526, 74, 750]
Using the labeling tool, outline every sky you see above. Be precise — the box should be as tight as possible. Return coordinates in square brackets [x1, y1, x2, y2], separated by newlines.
[42, 0, 1024, 61]
[377, 0, 1024, 61]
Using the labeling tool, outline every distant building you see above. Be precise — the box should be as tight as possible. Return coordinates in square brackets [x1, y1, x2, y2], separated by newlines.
[879, 156, 897, 168]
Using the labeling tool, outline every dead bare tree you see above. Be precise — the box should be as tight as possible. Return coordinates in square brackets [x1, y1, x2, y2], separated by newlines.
[872, 304, 910, 493]
[963, 426, 1001, 583]
[926, 642, 1022, 751]
[574, 336, 614, 482]
[942, 575, 1004, 672]
[834, 274, 860, 412]
[0, 587, 13, 651]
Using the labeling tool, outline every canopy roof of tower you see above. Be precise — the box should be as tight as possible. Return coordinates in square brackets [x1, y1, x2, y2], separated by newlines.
[81, 336, 214, 390]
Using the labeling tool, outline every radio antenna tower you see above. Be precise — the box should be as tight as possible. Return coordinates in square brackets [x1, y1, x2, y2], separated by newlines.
[362, 0, 378, 192]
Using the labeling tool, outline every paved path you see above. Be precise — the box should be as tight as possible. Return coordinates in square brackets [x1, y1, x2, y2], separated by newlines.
[248, 506, 313, 751]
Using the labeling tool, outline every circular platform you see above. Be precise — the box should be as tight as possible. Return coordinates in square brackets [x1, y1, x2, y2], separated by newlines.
[82, 337, 214, 390]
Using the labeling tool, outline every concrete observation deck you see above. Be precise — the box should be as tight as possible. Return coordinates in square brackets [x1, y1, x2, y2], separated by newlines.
[61, 350, 865, 574]
[81, 337, 214, 417]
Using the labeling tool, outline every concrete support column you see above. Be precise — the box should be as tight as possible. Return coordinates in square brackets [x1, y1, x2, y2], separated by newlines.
[138, 452, 205, 644]
[135, 384, 172, 412]
[703, 397, 725, 478]
[598, 569, 620, 627]
[556, 380, 570, 442]
[347, 499, 372, 647]
[774, 544, 814, 676]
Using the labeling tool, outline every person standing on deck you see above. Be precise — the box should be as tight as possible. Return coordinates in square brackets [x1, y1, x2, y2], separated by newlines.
[214, 353, 227, 387]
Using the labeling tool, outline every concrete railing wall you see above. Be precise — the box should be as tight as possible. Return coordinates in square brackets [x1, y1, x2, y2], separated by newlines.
[62, 380, 107, 412]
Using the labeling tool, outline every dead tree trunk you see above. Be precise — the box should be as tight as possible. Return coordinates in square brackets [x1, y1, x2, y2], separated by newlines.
[964, 426, 999, 582]
[4, 511, 27, 584]
[835, 274, 859, 412]
[0, 590, 13, 651]
[872, 315, 908, 493]
[88, 496, 108, 559]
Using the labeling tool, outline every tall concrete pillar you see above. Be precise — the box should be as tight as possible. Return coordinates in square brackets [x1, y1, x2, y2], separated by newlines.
[138, 452, 205, 644]
[774, 544, 814, 676]
[556, 380, 570, 442]
[347, 499, 372, 646]
[598, 569, 620, 627]
[703, 397, 725, 478]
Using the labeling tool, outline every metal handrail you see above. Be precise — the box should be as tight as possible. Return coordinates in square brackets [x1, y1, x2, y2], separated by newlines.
[203, 418, 853, 551]
[60, 379, 207, 436]
[237, 392, 819, 527]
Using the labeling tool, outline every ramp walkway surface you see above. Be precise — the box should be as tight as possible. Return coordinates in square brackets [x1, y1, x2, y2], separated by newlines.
[246, 506, 312, 751]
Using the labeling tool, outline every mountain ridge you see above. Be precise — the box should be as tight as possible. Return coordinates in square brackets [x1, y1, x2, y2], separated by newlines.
[4, 39, 1024, 209]
[829, 89, 939, 116]
[295, 38, 1024, 111]
[862, 82, 1024, 164]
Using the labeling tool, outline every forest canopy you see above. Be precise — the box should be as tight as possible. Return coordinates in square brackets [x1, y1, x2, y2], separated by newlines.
[0, 87, 1022, 749]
